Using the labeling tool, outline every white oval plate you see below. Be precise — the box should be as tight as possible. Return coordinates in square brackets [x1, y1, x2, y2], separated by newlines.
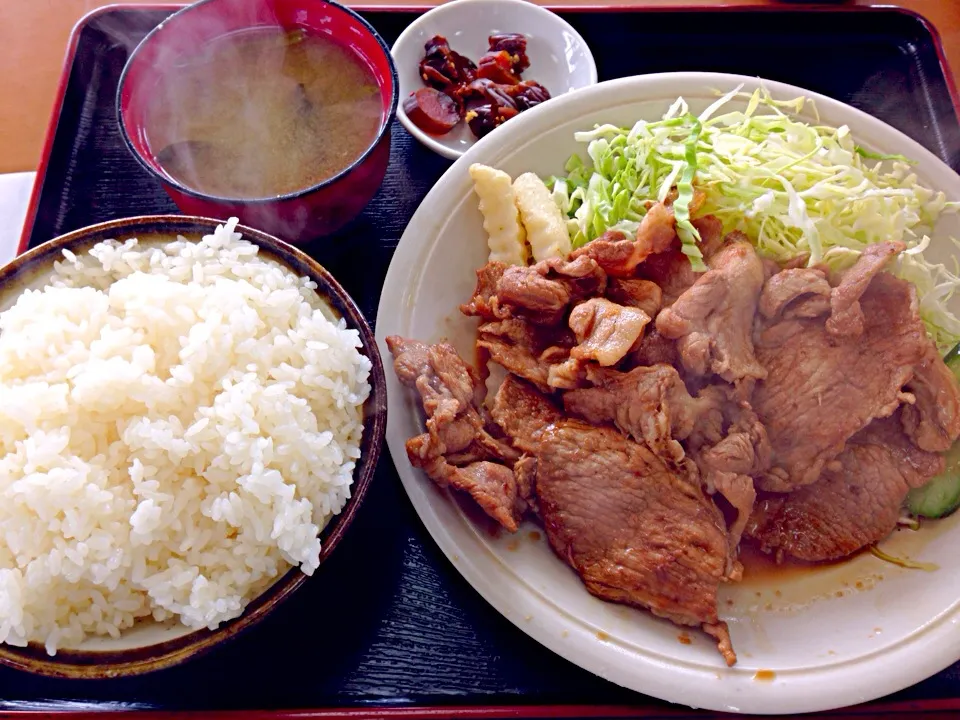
[375, 72, 960, 715]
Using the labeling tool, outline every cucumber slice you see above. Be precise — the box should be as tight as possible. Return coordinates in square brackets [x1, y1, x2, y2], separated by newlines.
[907, 442, 960, 519]
[943, 341, 960, 382]
[907, 474, 960, 519]
[907, 342, 960, 519]
[903, 343, 960, 519]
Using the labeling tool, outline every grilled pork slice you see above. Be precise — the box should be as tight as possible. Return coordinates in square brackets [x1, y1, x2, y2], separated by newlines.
[901, 342, 960, 453]
[825, 241, 904, 338]
[563, 364, 715, 466]
[569, 202, 684, 278]
[757, 267, 832, 321]
[605, 277, 663, 318]
[656, 236, 767, 393]
[492, 376, 738, 666]
[746, 412, 943, 562]
[386, 337, 525, 531]
[476, 317, 573, 392]
[752, 271, 929, 493]
[460, 255, 606, 326]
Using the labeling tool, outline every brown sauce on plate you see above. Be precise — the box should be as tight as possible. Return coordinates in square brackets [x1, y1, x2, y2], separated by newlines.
[738, 542, 824, 583]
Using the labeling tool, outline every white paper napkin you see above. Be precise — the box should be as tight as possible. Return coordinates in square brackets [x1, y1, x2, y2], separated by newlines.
[0, 172, 35, 265]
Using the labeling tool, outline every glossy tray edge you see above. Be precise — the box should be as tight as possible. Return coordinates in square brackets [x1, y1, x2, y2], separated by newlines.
[4, 698, 960, 719]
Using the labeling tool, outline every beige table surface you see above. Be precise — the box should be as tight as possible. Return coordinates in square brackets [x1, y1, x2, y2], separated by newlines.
[1, 0, 959, 175]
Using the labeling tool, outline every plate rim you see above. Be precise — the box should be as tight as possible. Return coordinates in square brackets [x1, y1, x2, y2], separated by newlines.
[375, 71, 960, 715]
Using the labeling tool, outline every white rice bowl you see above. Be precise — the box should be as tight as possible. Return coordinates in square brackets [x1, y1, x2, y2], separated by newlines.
[0, 219, 372, 655]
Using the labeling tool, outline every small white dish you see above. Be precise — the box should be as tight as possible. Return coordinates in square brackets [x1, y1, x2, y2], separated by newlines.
[391, 0, 597, 159]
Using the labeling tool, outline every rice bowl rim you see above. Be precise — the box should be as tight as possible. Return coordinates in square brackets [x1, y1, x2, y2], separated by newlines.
[0, 214, 387, 679]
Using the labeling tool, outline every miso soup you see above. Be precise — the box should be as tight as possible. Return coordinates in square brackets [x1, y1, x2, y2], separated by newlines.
[145, 28, 383, 199]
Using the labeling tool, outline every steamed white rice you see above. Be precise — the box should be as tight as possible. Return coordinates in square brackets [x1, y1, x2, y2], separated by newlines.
[0, 218, 371, 654]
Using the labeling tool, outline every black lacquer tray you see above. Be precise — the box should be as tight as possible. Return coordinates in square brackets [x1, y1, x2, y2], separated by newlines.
[11, 4, 960, 716]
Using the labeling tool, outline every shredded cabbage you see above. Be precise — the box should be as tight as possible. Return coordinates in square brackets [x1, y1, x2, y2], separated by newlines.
[869, 545, 938, 572]
[897, 513, 921, 531]
[545, 86, 960, 349]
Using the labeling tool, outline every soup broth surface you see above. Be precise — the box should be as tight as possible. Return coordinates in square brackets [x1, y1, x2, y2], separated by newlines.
[146, 28, 383, 199]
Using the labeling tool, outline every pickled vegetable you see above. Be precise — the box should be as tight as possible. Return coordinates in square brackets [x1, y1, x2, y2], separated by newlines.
[410, 31, 549, 140]
[403, 88, 462, 135]
[477, 50, 521, 85]
[488, 33, 530, 73]
[419, 35, 476, 91]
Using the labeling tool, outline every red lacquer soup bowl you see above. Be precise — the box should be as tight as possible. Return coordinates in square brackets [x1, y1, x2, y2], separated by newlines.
[117, 0, 399, 243]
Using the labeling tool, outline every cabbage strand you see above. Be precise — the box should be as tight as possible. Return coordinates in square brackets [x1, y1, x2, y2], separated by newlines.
[675, 115, 706, 272]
